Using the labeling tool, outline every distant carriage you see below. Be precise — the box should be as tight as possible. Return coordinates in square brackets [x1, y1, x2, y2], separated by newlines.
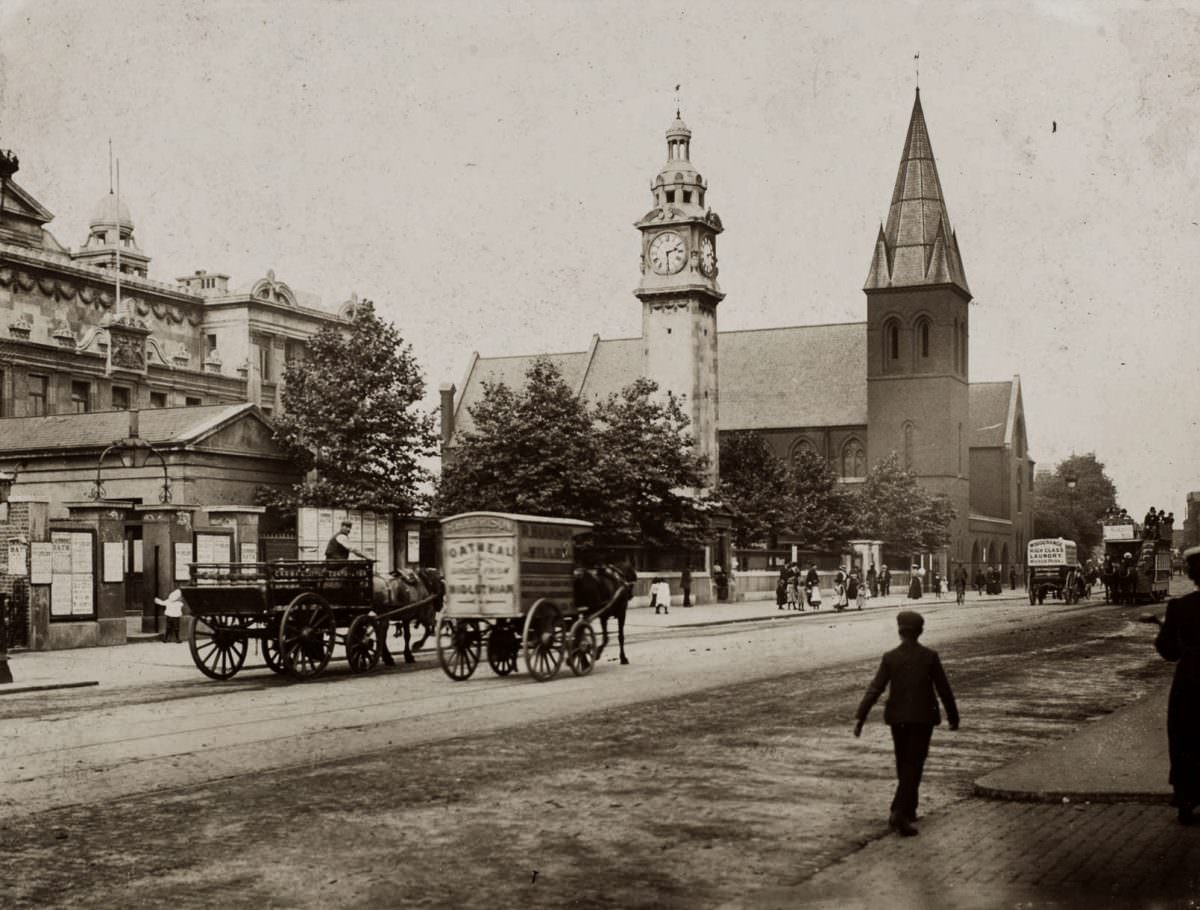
[1026, 538, 1086, 605]
[179, 559, 440, 681]
[435, 512, 627, 682]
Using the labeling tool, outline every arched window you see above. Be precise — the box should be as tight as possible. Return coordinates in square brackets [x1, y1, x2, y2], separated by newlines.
[960, 322, 968, 375]
[957, 423, 963, 474]
[789, 437, 818, 465]
[953, 318, 960, 372]
[883, 318, 900, 364]
[903, 421, 915, 470]
[841, 438, 866, 478]
[916, 317, 931, 360]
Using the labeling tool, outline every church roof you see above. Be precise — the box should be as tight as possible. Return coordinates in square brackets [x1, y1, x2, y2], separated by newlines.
[969, 381, 1014, 447]
[453, 324, 1025, 454]
[864, 90, 970, 297]
[452, 322, 870, 439]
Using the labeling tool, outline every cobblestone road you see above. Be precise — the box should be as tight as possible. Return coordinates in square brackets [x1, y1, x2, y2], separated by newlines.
[737, 800, 1200, 909]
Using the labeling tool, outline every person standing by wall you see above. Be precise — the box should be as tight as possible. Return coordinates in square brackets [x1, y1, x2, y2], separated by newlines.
[155, 588, 185, 643]
[954, 564, 967, 605]
[854, 610, 959, 836]
[680, 564, 692, 608]
[880, 564, 891, 597]
[1153, 546, 1200, 825]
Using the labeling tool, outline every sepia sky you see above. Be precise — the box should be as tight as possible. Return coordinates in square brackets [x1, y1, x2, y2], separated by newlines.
[1, 0, 1197, 514]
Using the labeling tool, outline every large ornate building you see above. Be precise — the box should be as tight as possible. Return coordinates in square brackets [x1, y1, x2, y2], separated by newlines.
[443, 92, 1036, 576]
[0, 145, 352, 511]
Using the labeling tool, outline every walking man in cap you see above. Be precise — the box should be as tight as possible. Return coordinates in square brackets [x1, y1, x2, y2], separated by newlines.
[854, 610, 959, 836]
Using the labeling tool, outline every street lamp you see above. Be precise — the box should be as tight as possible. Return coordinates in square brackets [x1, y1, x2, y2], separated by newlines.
[91, 410, 172, 503]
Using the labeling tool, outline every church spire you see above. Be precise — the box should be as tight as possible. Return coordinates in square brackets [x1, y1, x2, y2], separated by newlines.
[864, 90, 970, 296]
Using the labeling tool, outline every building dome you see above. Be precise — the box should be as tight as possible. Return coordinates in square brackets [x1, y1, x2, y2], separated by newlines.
[89, 192, 133, 230]
[666, 114, 692, 139]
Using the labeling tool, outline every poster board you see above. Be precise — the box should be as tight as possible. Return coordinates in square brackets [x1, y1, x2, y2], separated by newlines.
[296, 507, 392, 574]
[174, 542, 194, 582]
[49, 530, 96, 620]
[103, 541, 125, 583]
[194, 532, 233, 566]
[30, 542, 53, 585]
[7, 541, 28, 576]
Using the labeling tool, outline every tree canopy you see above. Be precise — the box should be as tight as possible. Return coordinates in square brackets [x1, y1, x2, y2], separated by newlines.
[435, 359, 711, 551]
[264, 300, 437, 513]
[853, 453, 957, 554]
[1033, 453, 1119, 558]
[717, 432, 799, 549]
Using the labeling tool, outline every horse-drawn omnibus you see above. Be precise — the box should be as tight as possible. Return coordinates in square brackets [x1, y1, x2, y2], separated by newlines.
[1100, 520, 1172, 604]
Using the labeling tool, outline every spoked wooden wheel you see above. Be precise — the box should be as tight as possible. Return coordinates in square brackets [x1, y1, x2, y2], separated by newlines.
[346, 614, 383, 673]
[261, 630, 286, 674]
[523, 599, 565, 683]
[437, 618, 482, 681]
[566, 617, 597, 677]
[189, 614, 249, 680]
[486, 621, 520, 677]
[279, 594, 337, 680]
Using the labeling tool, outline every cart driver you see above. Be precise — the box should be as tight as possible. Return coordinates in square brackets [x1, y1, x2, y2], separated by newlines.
[325, 521, 369, 561]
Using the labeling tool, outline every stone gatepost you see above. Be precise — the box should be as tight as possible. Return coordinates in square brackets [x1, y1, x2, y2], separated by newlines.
[136, 505, 198, 634]
[61, 502, 135, 647]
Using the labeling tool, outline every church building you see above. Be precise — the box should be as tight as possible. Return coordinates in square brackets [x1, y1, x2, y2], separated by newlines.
[444, 91, 1035, 577]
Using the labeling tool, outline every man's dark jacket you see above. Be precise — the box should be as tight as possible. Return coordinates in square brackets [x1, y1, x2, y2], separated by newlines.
[856, 640, 959, 726]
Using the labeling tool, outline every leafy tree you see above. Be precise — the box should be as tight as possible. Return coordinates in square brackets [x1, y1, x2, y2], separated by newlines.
[1033, 453, 1119, 558]
[263, 300, 437, 513]
[435, 358, 600, 519]
[853, 453, 956, 554]
[591, 378, 711, 549]
[436, 360, 711, 551]
[718, 432, 799, 548]
[788, 447, 859, 551]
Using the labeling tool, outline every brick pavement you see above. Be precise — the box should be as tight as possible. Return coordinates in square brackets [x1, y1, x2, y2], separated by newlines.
[731, 799, 1200, 909]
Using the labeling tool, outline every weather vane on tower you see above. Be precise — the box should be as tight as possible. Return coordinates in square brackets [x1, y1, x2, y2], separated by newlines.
[914, 52, 920, 90]
[674, 83, 681, 118]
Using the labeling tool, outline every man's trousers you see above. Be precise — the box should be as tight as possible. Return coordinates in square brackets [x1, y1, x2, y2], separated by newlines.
[889, 722, 934, 820]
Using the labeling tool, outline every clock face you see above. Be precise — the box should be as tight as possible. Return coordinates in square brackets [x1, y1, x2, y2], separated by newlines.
[649, 231, 686, 275]
[700, 236, 716, 276]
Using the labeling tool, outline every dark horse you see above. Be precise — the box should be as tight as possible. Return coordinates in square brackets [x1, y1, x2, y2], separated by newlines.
[573, 564, 635, 665]
[371, 567, 444, 664]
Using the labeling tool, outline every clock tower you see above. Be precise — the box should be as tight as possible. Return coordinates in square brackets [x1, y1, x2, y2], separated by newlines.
[635, 113, 725, 486]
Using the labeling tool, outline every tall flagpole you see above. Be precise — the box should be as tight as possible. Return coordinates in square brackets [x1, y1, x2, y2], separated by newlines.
[114, 156, 122, 317]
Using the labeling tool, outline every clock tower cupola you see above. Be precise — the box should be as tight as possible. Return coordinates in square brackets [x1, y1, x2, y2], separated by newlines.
[635, 111, 724, 486]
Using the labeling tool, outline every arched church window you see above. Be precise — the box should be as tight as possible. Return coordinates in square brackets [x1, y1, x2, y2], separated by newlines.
[958, 423, 963, 474]
[883, 318, 900, 364]
[789, 437, 818, 465]
[916, 317, 931, 360]
[903, 421, 915, 470]
[841, 439, 866, 478]
[953, 318, 960, 372]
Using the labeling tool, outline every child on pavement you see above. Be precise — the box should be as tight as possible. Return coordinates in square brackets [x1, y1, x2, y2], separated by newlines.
[854, 610, 959, 836]
[652, 577, 671, 615]
[155, 588, 185, 643]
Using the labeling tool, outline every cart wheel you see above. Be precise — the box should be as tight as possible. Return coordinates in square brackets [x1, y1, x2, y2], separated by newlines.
[279, 594, 336, 680]
[566, 618, 597, 677]
[437, 618, 482, 680]
[189, 614, 249, 680]
[486, 621, 520, 677]
[261, 631, 286, 674]
[346, 614, 383, 673]
[523, 599, 565, 682]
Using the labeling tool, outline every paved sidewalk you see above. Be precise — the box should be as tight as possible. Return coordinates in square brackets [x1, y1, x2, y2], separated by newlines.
[732, 683, 1195, 908]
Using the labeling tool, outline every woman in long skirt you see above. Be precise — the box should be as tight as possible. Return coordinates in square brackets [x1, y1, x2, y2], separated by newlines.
[1155, 546, 1200, 824]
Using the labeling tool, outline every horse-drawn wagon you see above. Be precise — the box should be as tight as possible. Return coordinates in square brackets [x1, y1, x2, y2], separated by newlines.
[1026, 538, 1085, 605]
[180, 559, 440, 681]
[436, 512, 629, 682]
